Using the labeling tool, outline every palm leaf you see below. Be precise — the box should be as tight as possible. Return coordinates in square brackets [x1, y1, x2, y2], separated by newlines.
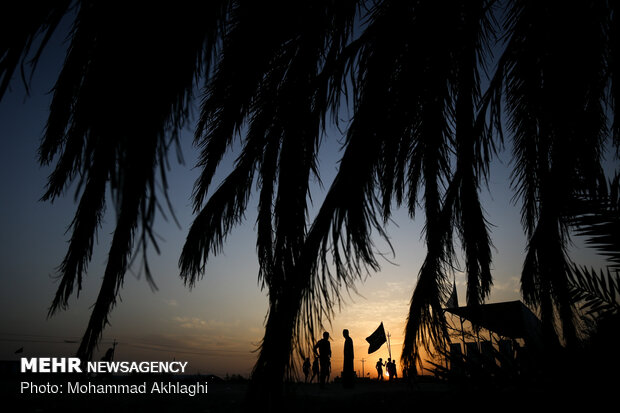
[500, 0, 611, 349]
[180, 1, 364, 399]
[569, 174, 620, 270]
[568, 264, 620, 317]
[35, 1, 223, 359]
[0, 0, 72, 100]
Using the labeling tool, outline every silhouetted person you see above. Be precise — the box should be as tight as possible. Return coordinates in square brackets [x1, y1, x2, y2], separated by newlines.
[101, 340, 117, 362]
[391, 359, 398, 380]
[311, 356, 319, 383]
[387, 358, 397, 381]
[101, 347, 115, 362]
[376, 358, 385, 380]
[302, 357, 311, 383]
[100, 341, 117, 376]
[342, 329, 354, 388]
[314, 331, 331, 388]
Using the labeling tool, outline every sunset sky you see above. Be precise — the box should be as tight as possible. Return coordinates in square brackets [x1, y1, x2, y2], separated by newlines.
[0, 17, 613, 379]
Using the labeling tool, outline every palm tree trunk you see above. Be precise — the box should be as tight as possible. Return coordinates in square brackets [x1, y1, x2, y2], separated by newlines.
[244, 286, 301, 411]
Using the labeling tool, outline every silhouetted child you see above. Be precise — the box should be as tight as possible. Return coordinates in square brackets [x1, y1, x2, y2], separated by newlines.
[303, 357, 311, 383]
[311, 357, 319, 383]
[392, 359, 398, 380]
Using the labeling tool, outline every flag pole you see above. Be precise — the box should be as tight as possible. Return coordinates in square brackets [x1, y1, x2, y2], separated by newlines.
[387, 332, 392, 360]
[361, 358, 365, 378]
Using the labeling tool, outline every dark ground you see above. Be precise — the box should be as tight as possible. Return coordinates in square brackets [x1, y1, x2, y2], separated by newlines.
[2, 373, 613, 412]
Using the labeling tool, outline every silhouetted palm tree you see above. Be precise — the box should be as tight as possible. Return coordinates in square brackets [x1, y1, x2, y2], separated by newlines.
[2, 1, 619, 407]
[281, 0, 500, 375]
[177, 1, 361, 405]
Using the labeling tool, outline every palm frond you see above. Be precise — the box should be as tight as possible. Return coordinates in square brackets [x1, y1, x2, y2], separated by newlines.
[76, 139, 154, 360]
[502, 0, 611, 349]
[452, 0, 497, 307]
[392, 0, 498, 371]
[569, 174, 620, 270]
[568, 264, 620, 317]
[191, 3, 276, 210]
[179, 146, 258, 285]
[608, 0, 620, 150]
[181, 2, 365, 394]
[47, 142, 110, 314]
[0, 0, 72, 100]
[35, 1, 221, 359]
[402, 249, 451, 373]
[520, 213, 578, 346]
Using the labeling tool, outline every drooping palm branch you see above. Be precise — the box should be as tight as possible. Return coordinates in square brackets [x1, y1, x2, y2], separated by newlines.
[566, 173, 620, 319]
[569, 174, 620, 270]
[5, 0, 619, 393]
[393, 0, 497, 372]
[25, 1, 226, 360]
[568, 264, 620, 318]
[0, 0, 72, 99]
[499, 0, 611, 349]
[179, 1, 363, 402]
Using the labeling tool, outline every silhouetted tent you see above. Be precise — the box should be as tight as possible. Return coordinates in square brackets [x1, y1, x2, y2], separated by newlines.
[444, 301, 542, 349]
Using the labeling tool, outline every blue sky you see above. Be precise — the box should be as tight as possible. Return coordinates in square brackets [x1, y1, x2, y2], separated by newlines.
[0, 17, 615, 378]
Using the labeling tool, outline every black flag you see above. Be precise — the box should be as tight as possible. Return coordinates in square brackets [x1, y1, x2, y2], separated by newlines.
[366, 322, 387, 354]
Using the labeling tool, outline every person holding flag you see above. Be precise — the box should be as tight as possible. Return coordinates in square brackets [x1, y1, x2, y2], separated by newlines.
[375, 358, 385, 380]
[366, 322, 389, 380]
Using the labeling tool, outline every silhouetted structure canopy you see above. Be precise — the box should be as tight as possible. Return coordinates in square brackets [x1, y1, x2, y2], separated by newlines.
[445, 301, 542, 347]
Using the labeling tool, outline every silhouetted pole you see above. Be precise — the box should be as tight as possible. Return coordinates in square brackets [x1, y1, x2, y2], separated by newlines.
[387, 332, 392, 360]
[361, 358, 365, 378]
[459, 316, 466, 354]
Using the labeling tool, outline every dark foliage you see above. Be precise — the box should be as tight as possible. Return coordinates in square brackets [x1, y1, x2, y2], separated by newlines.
[1, 1, 619, 409]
